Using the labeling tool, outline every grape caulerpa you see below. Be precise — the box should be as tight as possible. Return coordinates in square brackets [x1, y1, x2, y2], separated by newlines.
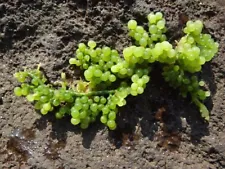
[14, 12, 218, 130]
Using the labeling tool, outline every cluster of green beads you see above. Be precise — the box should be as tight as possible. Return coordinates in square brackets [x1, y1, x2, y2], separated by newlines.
[14, 12, 219, 130]
[125, 12, 218, 120]
[14, 69, 119, 129]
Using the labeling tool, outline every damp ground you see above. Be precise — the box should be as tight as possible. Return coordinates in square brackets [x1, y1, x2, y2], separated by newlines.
[0, 0, 225, 169]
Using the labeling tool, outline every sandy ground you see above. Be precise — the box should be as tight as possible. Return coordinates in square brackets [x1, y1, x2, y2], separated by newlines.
[0, 0, 225, 168]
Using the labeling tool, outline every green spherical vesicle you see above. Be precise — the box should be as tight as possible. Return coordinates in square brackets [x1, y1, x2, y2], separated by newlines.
[88, 40, 96, 49]
[71, 118, 80, 125]
[128, 20, 137, 30]
[13, 12, 219, 129]
[100, 115, 107, 124]
[14, 87, 22, 96]
[107, 120, 116, 129]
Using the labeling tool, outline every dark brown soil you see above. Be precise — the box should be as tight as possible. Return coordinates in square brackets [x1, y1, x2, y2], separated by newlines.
[0, 0, 225, 168]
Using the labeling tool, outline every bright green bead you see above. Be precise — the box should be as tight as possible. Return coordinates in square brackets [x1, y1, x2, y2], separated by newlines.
[98, 104, 104, 110]
[71, 108, 80, 118]
[109, 125, 117, 130]
[26, 94, 34, 102]
[151, 34, 159, 41]
[205, 91, 211, 97]
[101, 73, 109, 81]
[137, 87, 144, 94]
[84, 70, 93, 80]
[14, 87, 22, 96]
[107, 120, 116, 129]
[155, 12, 163, 20]
[109, 102, 116, 109]
[160, 34, 167, 42]
[90, 103, 98, 112]
[100, 97, 107, 104]
[173, 65, 179, 71]
[88, 99, 93, 105]
[75, 102, 82, 110]
[100, 115, 107, 124]
[127, 68, 133, 76]
[199, 57, 206, 65]
[157, 20, 166, 29]
[88, 40, 97, 49]
[123, 47, 133, 58]
[109, 75, 116, 82]
[168, 49, 176, 58]
[119, 68, 127, 75]
[134, 33, 142, 41]
[108, 111, 116, 120]
[94, 96, 100, 102]
[139, 38, 148, 47]
[102, 47, 111, 57]
[136, 26, 144, 33]
[133, 47, 144, 57]
[71, 118, 80, 125]
[131, 74, 139, 82]
[199, 81, 205, 86]
[128, 20, 137, 30]
[83, 104, 89, 111]
[64, 92, 72, 102]
[131, 83, 138, 91]
[142, 75, 150, 83]
[149, 25, 158, 34]
[41, 108, 48, 115]
[84, 55, 90, 61]
[40, 96, 49, 103]
[78, 43, 86, 52]
[80, 111, 87, 119]
[130, 90, 138, 96]
[111, 65, 119, 73]
[148, 13, 157, 24]
[137, 79, 144, 86]
[94, 69, 102, 77]
[17, 75, 26, 83]
[43, 102, 52, 111]
[89, 49, 97, 58]
[21, 87, 29, 96]
[102, 106, 110, 115]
